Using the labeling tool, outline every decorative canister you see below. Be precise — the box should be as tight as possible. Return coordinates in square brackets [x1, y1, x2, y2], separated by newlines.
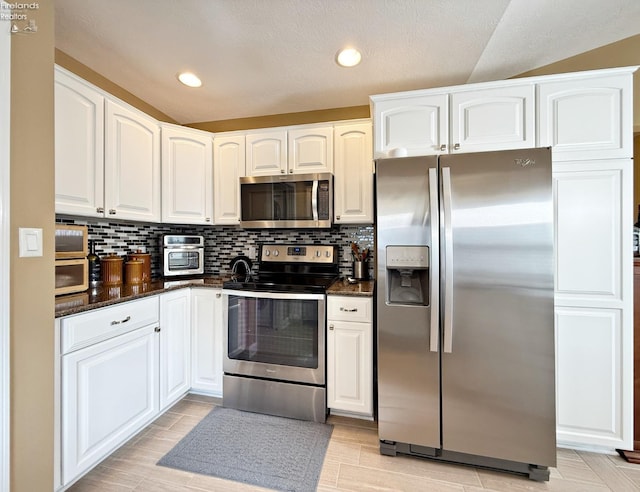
[125, 260, 143, 285]
[128, 250, 151, 282]
[101, 254, 123, 286]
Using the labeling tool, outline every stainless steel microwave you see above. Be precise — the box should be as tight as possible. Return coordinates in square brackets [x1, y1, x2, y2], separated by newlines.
[240, 173, 333, 228]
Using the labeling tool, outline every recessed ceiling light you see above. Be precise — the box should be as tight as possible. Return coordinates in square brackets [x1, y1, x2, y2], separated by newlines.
[177, 72, 202, 88]
[336, 48, 362, 68]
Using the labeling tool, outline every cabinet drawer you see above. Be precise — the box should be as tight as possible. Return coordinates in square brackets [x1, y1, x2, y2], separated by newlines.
[327, 295, 372, 323]
[61, 296, 159, 354]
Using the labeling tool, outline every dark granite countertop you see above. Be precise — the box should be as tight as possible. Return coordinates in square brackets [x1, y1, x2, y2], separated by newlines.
[55, 275, 229, 318]
[327, 279, 375, 297]
[55, 275, 376, 318]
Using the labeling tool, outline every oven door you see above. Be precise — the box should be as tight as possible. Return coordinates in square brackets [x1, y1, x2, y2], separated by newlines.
[163, 247, 204, 276]
[222, 289, 326, 385]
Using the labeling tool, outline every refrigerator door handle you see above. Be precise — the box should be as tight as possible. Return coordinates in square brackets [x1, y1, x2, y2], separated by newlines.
[442, 166, 454, 353]
[428, 167, 440, 353]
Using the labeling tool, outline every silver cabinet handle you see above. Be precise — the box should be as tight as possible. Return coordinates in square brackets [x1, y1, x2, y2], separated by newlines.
[154, 326, 161, 333]
[336, 215, 341, 221]
[439, 144, 447, 152]
[280, 169, 285, 174]
[340, 307, 358, 312]
[205, 217, 211, 222]
[96, 207, 104, 213]
[453, 143, 460, 150]
[329, 324, 334, 330]
[216, 293, 222, 298]
[110, 315, 131, 326]
[442, 167, 454, 353]
[428, 167, 440, 353]
[108, 209, 117, 215]
[289, 169, 294, 173]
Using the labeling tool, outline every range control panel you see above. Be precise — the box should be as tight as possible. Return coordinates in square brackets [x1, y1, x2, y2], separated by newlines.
[260, 244, 335, 263]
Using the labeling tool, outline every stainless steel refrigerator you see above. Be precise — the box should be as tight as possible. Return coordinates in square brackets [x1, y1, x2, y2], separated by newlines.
[375, 148, 556, 481]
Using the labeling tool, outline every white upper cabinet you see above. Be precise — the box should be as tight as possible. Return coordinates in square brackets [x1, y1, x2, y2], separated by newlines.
[537, 70, 634, 161]
[372, 93, 448, 157]
[371, 84, 535, 157]
[333, 121, 373, 224]
[288, 126, 333, 174]
[161, 123, 213, 225]
[450, 85, 535, 153]
[104, 100, 161, 222]
[213, 133, 245, 225]
[245, 129, 287, 175]
[54, 66, 105, 217]
[246, 125, 334, 176]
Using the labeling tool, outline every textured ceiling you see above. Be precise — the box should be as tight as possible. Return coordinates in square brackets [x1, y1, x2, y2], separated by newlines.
[54, 0, 640, 125]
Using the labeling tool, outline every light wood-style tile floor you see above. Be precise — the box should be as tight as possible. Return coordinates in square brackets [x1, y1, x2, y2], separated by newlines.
[69, 394, 640, 491]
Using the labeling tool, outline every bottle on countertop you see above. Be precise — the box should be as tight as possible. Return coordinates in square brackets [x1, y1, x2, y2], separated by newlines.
[87, 239, 101, 285]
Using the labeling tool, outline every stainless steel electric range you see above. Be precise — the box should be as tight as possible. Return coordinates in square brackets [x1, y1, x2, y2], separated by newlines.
[221, 244, 339, 423]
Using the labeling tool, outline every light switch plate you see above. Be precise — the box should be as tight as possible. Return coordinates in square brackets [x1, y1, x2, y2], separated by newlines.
[19, 227, 43, 257]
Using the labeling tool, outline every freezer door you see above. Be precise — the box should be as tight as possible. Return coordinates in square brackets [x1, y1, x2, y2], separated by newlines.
[439, 148, 556, 467]
[375, 156, 440, 449]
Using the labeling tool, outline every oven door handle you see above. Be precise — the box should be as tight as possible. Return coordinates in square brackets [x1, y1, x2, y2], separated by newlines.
[222, 289, 326, 301]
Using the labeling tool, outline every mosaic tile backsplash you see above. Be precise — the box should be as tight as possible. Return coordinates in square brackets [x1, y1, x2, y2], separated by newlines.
[55, 216, 375, 280]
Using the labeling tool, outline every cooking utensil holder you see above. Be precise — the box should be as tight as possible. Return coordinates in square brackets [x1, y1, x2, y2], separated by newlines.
[353, 260, 368, 280]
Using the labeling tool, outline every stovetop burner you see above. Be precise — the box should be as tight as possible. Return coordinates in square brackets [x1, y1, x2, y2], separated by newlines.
[223, 244, 339, 294]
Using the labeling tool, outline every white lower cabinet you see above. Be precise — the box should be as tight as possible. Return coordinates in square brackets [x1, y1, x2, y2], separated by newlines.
[57, 290, 228, 489]
[191, 288, 224, 396]
[159, 290, 192, 410]
[555, 306, 628, 448]
[61, 322, 159, 485]
[326, 295, 373, 418]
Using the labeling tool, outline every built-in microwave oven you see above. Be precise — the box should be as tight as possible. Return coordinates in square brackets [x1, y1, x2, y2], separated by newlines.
[240, 173, 333, 228]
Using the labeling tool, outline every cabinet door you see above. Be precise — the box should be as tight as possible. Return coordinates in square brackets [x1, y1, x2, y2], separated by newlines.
[333, 122, 373, 224]
[191, 289, 223, 396]
[554, 160, 631, 303]
[450, 84, 535, 153]
[104, 100, 161, 222]
[246, 129, 287, 176]
[327, 319, 373, 417]
[555, 307, 630, 449]
[61, 325, 159, 485]
[213, 134, 245, 225]
[288, 126, 333, 174]
[372, 93, 448, 157]
[54, 67, 105, 217]
[553, 159, 633, 450]
[161, 124, 213, 224]
[538, 72, 634, 161]
[159, 290, 191, 410]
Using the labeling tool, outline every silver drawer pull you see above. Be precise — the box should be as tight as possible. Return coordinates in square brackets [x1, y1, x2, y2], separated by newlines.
[340, 307, 358, 312]
[110, 315, 131, 325]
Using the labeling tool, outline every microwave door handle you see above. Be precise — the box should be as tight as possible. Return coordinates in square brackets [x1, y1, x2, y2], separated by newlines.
[312, 180, 319, 221]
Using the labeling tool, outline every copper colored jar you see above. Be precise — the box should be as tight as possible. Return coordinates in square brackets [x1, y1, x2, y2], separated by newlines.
[125, 260, 143, 285]
[128, 250, 151, 283]
[101, 255, 123, 286]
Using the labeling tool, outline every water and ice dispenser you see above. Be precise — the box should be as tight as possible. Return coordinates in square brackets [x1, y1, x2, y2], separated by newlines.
[386, 246, 429, 305]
